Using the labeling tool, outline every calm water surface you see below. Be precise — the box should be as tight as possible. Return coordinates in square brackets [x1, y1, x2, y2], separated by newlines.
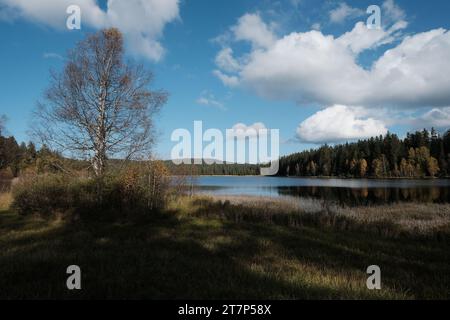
[192, 176, 450, 205]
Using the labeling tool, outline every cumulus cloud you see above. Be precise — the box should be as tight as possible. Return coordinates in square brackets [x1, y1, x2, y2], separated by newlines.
[213, 4, 450, 110]
[297, 105, 388, 143]
[215, 47, 241, 73]
[213, 70, 240, 87]
[236, 23, 406, 105]
[329, 2, 364, 24]
[0, 0, 179, 61]
[0, 0, 106, 28]
[231, 13, 276, 49]
[337, 20, 407, 54]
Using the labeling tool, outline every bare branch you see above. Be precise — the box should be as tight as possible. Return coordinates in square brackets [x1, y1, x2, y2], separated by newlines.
[33, 28, 167, 176]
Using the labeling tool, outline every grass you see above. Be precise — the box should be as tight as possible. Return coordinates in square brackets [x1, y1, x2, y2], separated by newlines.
[0, 192, 12, 210]
[0, 192, 449, 299]
[202, 195, 450, 235]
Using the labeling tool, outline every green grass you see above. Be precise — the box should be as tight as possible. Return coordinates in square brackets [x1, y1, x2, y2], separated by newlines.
[0, 194, 449, 299]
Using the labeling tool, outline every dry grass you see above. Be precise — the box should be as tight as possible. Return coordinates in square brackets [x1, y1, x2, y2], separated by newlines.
[1, 193, 449, 299]
[336, 202, 450, 234]
[0, 192, 12, 211]
[196, 195, 450, 236]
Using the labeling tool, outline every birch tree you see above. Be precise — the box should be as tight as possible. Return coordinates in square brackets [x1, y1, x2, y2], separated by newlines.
[35, 28, 167, 176]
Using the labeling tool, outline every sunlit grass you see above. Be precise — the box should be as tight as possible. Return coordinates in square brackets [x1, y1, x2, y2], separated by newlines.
[199, 195, 450, 235]
[0, 192, 12, 211]
[0, 194, 449, 299]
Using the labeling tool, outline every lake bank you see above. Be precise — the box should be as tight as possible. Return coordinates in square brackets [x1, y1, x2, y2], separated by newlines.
[194, 194, 450, 235]
[0, 194, 449, 299]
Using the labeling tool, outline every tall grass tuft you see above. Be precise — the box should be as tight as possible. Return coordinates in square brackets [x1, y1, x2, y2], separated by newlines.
[188, 195, 450, 238]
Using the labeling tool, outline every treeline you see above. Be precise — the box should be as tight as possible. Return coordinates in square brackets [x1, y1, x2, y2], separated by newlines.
[279, 128, 450, 178]
[0, 135, 42, 178]
[3, 128, 450, 179]
[0, 133, 261, 178]
[164, 160, 260, 176]
[0, 134, 86, 179]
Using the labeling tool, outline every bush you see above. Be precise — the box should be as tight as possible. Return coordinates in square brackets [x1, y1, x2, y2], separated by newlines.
[111, 161, 171, 213]
[12, 174, 72, 215]
[12, 161, 172, 218]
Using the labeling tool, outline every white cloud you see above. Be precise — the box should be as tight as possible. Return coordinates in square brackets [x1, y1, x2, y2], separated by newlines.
[215, 47, 241, 73]
[367, 28, 450, 108]
[214, 7, 450, 110]
[0, 0, 179, 61]
[329, 2, 364, 24]
[232, 13, 276, 49]
[0, 0, 106, 28]
[237, 28, 379, 103]
[297, 105, 388, 143]
[337, 20, 407, 54]
[213, 70, 240, 87]
[383, 0, 406, 24]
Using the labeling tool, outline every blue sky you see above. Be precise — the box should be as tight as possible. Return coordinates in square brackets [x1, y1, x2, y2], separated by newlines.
[1, 0, 450, 160]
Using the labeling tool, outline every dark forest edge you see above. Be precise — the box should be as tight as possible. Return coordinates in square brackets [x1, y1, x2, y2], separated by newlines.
[167, 128, 450, 178]
[279, 128, 450, 179]
[2, 127, 450, 179]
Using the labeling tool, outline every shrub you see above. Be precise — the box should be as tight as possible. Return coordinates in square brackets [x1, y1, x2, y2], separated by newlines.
[12, 161, 172, 217]
[12, 174, 73, 215]
[112, 161, 171, 213]
[0, 168, 14, 180]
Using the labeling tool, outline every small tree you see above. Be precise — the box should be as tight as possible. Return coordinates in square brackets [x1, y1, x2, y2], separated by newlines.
[358, 159, 368, 178]
[372, 158, 384, 178]
[34, 28, 167, 176]
[426, 156, 440, 177]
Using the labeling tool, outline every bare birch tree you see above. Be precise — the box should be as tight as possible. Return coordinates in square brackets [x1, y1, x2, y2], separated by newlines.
[34, 28, 167, 176]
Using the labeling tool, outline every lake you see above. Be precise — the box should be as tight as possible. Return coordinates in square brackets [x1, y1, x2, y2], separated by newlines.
[192, 176, 450, 206]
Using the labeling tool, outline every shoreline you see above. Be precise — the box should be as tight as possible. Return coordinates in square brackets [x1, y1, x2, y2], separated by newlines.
[175, 175, 450, 180]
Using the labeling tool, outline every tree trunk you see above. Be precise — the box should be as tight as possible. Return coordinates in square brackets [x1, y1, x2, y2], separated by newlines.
[92, 149, 106, 176]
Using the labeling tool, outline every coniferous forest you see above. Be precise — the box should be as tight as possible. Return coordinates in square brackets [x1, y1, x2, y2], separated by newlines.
[2, 127, 450, 178]
[279, 128, 450, 178]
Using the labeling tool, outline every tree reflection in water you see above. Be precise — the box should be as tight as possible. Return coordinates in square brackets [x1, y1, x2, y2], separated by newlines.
[277, 186, 450, 206]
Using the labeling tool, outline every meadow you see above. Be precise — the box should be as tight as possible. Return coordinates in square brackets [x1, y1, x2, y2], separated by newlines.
[0, 190, 449, 299]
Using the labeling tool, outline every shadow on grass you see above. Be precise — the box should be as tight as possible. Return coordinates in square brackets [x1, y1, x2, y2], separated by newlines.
[0, 201, 449, 299]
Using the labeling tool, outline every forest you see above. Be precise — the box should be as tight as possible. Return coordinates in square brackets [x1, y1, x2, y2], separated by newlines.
[164, 160, 260, 176]
[279, 128, 450, 178]
[0, 134, 88, 180]
[2, 125, 450, 179]
[0, 137, 54, 179]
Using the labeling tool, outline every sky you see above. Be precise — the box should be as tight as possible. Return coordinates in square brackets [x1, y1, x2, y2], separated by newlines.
[1, 0, 450, 160]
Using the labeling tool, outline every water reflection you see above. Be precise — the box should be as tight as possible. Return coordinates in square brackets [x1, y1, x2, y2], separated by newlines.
[193, 176, 450, 206]
[277, 186, 450, 206]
